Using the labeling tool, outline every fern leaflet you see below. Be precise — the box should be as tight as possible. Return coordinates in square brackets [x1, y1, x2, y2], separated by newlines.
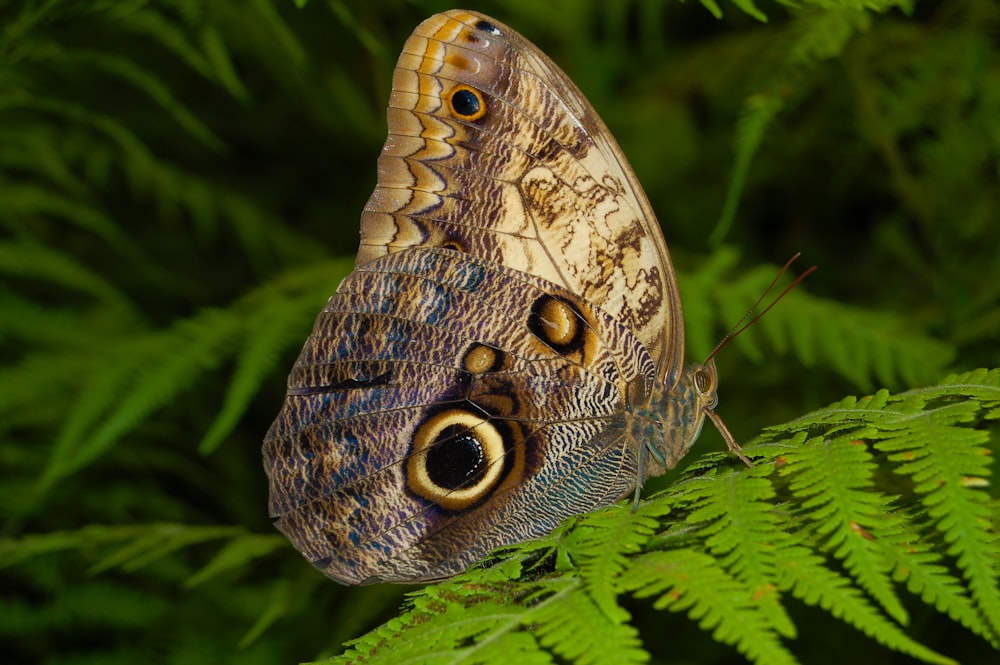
[781, 432, 909, 624]
[679, 466, 797, 637]
[561, 500, 671, 623]
[873, 370, 1000, 642]
[620, 549, 797, 665]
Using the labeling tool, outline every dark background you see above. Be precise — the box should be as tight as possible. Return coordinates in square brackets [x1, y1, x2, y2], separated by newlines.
[1, 0, 997, 663]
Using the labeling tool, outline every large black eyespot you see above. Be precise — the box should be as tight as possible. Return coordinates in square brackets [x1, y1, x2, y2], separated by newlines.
[424, 424, 488, 490]
[447, 85, 487, 121]
[408, 410, 507, 510]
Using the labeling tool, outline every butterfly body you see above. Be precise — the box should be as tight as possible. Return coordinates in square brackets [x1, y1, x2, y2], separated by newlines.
[263, 10, 721, 584]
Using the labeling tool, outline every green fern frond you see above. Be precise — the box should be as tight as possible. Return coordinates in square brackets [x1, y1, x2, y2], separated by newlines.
[560, 500, 671, 623]
[760, 368, 1000, 646]
[39, 308, 243, 490]
[679, 466, 797, 637]
[197, 298, 302, 454]
[332, 576, 646, 665]
[0, 294, 100, 349]
[46, 578, 173, 628]
[59, 47, 225, 150]
[5, 0, 251, 113]
[674, 248, 741, 362]
[621, 549, 797, 665]
[0, 351, 91, 442]
[0, 527, 297, 663]
[335, 586, 544, 665]
[0, 523, 244, 571]
[0, 175, 138, 254]
[711, 93, 784, 245]
[0, 240, 136, 313]
[679, 250, 955, 389]
[775, 544, 954, 664]
[780, 433, 909, 624]
[199, 258, 353, 454]
[873, 371, 1000, 640]
[109, 5, 250, 99]
[529, 582, 647, 665]
[782, 294, 952, 390]
[198, 261, 350, 453]
[710, 0, 911, 250]
[666, 449, 958, 664]
[186, 533, 288, 587]
[697, 0, 768, 22]
[787, 7, 872, 66]
[87, 523, 246, 574]
[29, 258, 351, 489]
[884, 516, 987, 642]
[0, 0, 315, 280]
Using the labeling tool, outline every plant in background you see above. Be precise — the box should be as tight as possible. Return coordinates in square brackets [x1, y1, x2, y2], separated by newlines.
[0, 0, 996, 663]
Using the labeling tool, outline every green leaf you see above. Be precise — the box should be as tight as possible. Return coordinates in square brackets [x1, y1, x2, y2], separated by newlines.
[621, 550, 796, 665]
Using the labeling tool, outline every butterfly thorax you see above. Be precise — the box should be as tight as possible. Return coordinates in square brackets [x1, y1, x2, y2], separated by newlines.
[628, 361, 719, 478]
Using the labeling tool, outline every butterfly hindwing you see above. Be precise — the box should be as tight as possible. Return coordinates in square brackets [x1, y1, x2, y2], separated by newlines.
[264, 247, 654, 583]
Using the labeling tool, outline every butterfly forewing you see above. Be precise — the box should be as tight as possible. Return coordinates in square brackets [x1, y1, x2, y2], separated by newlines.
[360, 10, 683, 372]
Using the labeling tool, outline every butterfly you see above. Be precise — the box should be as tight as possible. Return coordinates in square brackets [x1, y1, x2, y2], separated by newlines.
[262, 9, 748, 585]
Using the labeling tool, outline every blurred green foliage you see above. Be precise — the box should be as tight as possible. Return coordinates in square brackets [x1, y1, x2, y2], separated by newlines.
[0, 0, 997, 663]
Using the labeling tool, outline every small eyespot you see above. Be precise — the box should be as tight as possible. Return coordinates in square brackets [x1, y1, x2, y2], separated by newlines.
[462, 343, 506, 374]
[447, 85, 487, 121]
[528, 294, 593, 357]
[475, 19, 501, 36]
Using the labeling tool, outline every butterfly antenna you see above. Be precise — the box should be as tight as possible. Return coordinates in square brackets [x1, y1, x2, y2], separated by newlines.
[705, 253, 817, 363]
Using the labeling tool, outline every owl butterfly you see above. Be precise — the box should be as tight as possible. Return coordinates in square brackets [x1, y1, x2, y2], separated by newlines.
[263, 9, 751, 585]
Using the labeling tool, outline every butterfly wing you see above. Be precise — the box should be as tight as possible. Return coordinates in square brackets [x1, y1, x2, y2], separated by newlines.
[360, 10, 683, 378]
[264, 247, 654, 583]
[263, 11, 695, 584]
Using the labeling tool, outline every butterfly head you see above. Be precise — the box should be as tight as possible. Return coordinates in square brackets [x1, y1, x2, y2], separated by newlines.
[629, 360, 720, 476]
[633, 252, 816, 481]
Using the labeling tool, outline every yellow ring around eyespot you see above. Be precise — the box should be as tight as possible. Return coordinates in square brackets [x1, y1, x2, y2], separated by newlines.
[408, 410, 505, 511]
[446, 84, 488, 121]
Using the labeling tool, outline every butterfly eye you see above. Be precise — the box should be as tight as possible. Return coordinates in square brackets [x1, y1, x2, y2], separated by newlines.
[693, 366, 717, 398]
[447, 85, 487, 121]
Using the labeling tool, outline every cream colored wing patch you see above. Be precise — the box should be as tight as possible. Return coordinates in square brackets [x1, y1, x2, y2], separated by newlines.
[359, 10, 683, 374]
